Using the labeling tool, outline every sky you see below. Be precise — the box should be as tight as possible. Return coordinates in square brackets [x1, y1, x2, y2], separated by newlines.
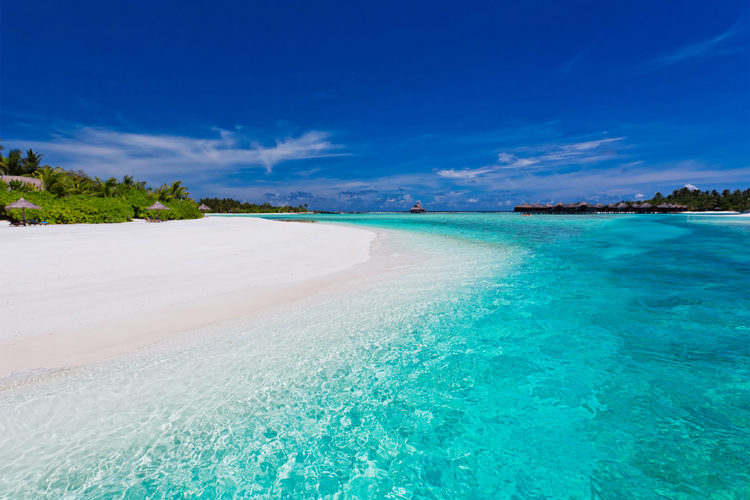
[1, 0, 748, 211]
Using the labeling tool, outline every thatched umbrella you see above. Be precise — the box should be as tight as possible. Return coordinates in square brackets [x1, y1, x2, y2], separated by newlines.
[146, 201, 170, 220]
[197, 203, 211, 212]
[5, 197, 41, 224]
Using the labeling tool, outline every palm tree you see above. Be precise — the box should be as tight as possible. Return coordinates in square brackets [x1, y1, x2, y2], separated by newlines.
[21, 149, 44, 174]
[2, 150, 24, 175]
[168, 180, 190, 201]
[94, 177, 119, 197]
[35, 166, 69, 196]
[68, 176, 93, 195]
[156, 183, 173, 202]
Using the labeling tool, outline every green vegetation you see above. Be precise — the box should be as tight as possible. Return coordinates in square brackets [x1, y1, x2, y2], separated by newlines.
[0, 142, 203, 224]
[645, 187, 750, 211]
[198, 197, 310, 213]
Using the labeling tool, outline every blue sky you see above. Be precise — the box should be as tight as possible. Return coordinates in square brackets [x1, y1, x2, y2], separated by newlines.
[1, 0, 748, 210]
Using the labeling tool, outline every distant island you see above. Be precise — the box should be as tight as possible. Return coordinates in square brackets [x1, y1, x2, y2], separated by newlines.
[514, 186, 750, 214]
[0, 143, 309, 224]
[198, 197, 309, 214]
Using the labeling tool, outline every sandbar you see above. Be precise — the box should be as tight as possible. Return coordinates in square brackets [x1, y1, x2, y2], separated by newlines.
[0, 216, 376, 381]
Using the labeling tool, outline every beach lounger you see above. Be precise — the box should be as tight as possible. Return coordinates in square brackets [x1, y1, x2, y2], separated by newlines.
[9, 220, 25, 227]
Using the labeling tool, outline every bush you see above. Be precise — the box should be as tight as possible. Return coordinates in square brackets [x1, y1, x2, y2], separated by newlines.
[129, 193, 203, 220]
[0, 191, 203, 224]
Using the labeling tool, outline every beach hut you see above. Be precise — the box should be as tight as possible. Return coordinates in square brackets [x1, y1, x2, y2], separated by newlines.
[639, 202, 653, 213]
[4, 197, 41, 225]
[656, 203, 670, 213]
[616, 202, 630, 211]
[409, 201, 426, 213]
[198, 203, 211, 213]
[146, 201, 170, 221]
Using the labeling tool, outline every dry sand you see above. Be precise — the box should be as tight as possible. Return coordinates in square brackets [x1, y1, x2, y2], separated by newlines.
[0, 216, 376, 380]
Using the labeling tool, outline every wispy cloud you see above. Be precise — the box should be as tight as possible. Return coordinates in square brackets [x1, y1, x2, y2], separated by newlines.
[652, 27, 740, 68]
[436, 136, 625, 179]
[11, 126, 345, 181]
[434, 166, 497, 179]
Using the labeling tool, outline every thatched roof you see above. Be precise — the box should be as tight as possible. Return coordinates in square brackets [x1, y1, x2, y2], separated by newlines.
[5, 197, 41, 210]
[410, 200, 426, 212]
[146, 201, 170, 211]
[640, 202, 653, 209]
[197, 203, 211, 211]
[657, 203, 670, 209]
[616, 202, 630, 209]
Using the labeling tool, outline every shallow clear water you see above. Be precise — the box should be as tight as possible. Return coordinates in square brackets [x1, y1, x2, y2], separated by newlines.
[1, 214, 749, 498]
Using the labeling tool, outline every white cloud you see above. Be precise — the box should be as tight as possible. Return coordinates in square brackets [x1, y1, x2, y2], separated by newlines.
[12, 126, 345, 181]
[684, 183, 699, 191]
[435, 166, 497, 179]
[441, 136, 626, 181]
[497, 152, 515, 163]
[635, 193, 645, 199]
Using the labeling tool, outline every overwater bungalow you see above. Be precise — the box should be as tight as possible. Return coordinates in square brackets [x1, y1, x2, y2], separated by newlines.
[576, 202, 597, 213]
[514, 203, 532, 213]
[410, 201, 427, 213]
[512, 200, 686, 215]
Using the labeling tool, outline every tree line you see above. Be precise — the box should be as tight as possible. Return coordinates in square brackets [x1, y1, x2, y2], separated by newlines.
[198, 197, 310, 213]
[0, 142, 201, 223]
[648, 187, 750, 212]
[1, 142, 313, 222]
[1, 144, 190, 202]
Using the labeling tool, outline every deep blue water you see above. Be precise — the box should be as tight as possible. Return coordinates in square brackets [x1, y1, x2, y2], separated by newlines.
[1, 214, 748, 498]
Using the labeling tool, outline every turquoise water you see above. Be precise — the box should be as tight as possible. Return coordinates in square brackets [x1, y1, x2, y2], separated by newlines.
[1, 214, 749, 498]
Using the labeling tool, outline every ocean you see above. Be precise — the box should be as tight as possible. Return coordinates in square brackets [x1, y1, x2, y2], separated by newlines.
[1, 213, 748, 498]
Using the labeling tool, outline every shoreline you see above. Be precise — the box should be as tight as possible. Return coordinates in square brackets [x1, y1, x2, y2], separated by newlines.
[0, 217, 397, 384]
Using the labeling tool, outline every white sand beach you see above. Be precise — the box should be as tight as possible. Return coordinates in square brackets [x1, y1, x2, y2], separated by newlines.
[0, 217, 376, 380]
